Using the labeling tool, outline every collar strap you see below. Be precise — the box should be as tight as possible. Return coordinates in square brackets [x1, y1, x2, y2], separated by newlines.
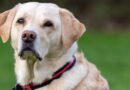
[12, 56, 76, 90]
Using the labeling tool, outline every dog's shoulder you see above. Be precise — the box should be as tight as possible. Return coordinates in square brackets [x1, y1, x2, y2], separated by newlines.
[74, 52, 109, 90]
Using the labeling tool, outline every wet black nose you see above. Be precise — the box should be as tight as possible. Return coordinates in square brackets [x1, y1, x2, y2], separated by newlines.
[22, 31, 36, 43]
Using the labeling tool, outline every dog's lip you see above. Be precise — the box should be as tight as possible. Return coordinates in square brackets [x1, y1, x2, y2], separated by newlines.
[18, 47, 42, 61]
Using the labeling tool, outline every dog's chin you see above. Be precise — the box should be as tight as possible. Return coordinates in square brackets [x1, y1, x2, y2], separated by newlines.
[18, 48, 42, 61]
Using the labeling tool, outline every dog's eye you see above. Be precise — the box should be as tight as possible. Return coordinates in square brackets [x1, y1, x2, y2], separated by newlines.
[43, 21, 53, 27]
[17, 18, 25, 24]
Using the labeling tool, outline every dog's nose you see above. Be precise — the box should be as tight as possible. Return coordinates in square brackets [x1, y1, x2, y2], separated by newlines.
[22, 31, 36, 42]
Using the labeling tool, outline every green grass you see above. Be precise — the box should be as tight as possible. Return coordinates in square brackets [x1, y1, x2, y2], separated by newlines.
[0, 31, 130, 90]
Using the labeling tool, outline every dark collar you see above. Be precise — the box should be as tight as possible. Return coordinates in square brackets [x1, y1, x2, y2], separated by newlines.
[12, 56, 76, 90]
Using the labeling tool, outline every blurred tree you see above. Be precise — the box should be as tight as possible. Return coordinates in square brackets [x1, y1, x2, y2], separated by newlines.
[0, 0, 130, 31]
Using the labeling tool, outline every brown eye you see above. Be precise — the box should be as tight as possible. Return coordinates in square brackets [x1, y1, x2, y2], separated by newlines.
[43, 21, 53, 27]
[17, 18, 25, 24]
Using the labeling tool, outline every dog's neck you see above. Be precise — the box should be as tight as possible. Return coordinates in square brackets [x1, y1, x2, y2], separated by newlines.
[15, 43, 78, 85]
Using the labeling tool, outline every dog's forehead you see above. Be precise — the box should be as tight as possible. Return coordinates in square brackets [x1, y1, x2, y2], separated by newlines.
[18, 2, 60, 17]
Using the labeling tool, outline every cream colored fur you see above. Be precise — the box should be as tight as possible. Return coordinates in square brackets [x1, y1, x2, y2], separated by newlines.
[0, 2, 109, 90]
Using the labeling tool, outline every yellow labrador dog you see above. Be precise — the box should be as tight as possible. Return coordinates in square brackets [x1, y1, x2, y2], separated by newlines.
[0, 2, 109, 90]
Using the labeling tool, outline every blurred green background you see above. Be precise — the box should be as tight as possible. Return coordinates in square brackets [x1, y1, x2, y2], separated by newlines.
[0, 0, 130, 90]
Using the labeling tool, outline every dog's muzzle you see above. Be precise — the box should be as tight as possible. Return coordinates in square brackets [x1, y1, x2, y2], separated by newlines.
[18, 30, 42, 61]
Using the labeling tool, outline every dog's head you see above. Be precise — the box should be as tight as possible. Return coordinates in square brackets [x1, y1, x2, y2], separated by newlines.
[0, 2, 86, 61]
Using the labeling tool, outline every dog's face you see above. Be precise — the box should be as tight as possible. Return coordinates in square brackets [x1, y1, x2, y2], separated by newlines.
[11, 3, 62, 60]
[0, 2, 85, 61]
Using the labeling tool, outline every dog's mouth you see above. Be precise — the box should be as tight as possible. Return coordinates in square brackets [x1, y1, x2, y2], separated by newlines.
[18, 47, 42, 61]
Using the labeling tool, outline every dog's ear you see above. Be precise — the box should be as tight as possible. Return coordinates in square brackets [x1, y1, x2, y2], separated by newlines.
[59, 9, 86, 49]
[0, 5, 18, 43]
